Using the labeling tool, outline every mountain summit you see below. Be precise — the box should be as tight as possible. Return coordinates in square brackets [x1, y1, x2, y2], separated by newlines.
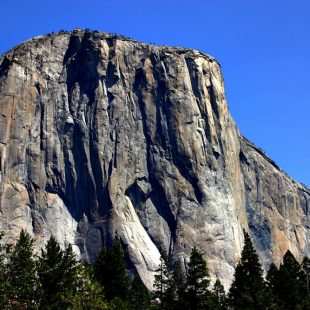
[0, 29, 309, 289]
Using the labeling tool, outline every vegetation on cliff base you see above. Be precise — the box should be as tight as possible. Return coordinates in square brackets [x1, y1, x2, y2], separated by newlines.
[0, 230, 309, 309]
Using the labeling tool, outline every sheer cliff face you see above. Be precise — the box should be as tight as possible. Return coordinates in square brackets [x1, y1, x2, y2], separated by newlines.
[0, 30, 309, 289]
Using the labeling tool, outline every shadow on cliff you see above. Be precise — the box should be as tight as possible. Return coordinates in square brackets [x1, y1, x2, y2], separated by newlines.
[59, 32, 112, 225]
[131, 55, 206, 258]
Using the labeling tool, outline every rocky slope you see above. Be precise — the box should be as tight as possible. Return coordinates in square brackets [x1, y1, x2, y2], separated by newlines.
[0, 30, 309, 289]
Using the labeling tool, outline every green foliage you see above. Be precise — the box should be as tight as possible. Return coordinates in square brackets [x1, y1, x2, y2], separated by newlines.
[95, 234, 130, 302]
[7, 229, 39, 309]
[265, 263, 280, 309]
[265, 251, 306, 309]
[301, 256, 310, 294]
[209, 279, 227, 310]
[301, 256, 310, 308]
[185, 247, 210, 310]
[70, 264, 108, 309]
[130, 276, 151, 310]
[170, 263, 187, 310]
[151, 255, 175, 309]
[37, 236, 79, 309]
[0, 231, 11, 308]
[1, 230, 310, 310]
[272, 250, 303, 310]
[108, 297, 131, 310]
[266, 263, 278, 291]
[228, 231, 265, 310]
[151, 256, 187, 310]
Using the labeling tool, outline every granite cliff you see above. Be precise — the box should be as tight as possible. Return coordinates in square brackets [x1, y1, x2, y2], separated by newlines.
[0, 30, 309, 290]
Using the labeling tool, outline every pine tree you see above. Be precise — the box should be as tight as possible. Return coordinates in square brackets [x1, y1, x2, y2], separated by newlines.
[151, 257, 187, 310]
[108, 297, 131, 310]
[275, 250, 302, 309]
[130, 276, 150, 310]
[265, 263, 280, 310]
[302, 257, 310, 293]
[185, 246, 210, 310]
[38, 235, 64, 307]
[151, 255, 175, 309]
[211, 279, 227, 310]
[301, 256, 310, 309]
[8, 229, 39, 309]
[228, 231, 265, 310]
[95, 234, 130, 302]
[170, 263, 187, 310]
[71, 264, 108, 310]
[266, 263, 278, 291]
[37, 236, 79, 309]
[0, 231, 12, 308]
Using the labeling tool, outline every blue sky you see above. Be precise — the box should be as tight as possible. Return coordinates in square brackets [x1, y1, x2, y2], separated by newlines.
[1, 0, 309, 186]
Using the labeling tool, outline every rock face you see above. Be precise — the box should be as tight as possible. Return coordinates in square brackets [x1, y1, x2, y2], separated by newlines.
[0, 30, 309, 289]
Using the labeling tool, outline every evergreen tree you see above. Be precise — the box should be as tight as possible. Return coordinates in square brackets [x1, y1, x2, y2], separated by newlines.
[71, 264, 108, 310]
[275, 250, 302, 310]
[152, 257, 187, 310]
[228, 231, 265, 310]
[266, 263, 278, 291]
[37, 236, 79, 309]
[151, 255, 175, 309]
[0, 231, 12, 308]
[130, 276, 151, 310]
[265, 263, 280, 310]
[210, 279, 227, 310]
[301, 256, 310, 294]
[170, 263, 187, 310]
[108, 297, 131, 310]
[301, 256, 310, 309]
[7, 229, 39, 309]
[95, 234, 130, 302]
[185, 246, 210, 310]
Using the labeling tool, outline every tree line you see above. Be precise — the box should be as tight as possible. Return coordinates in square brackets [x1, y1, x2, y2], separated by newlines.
[0, 229, 309, 309]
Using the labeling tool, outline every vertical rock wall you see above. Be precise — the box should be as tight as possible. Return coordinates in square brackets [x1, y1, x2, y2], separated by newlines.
[0, 30, 309, 289]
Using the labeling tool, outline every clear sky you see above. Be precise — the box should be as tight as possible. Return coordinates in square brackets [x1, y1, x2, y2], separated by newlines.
[0, 0, 309, 186]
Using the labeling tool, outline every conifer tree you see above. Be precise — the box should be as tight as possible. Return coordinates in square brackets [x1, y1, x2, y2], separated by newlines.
[170, 263, 187, 310]
[71, 264, 108, 310]
[130, 275, 151, 310]
[211, 279, 227, 310]
[275, 250, 302, 309]
[37, 236, 79, 309]
[266, 263, 278, 291]
[228, 231, 265, 310]
[108, 297, 130, 310]
[151, 254, 175, 309]
[152, 257, 187, 310]
[0, 231, 12, 308]
[265, 263, 280, 310]
[152, 255, 168, 303]
[95, 234, 130, 302]
[8, 229, 39, 309]
[301, 256, 310, 308]
[301, 256, 310, 293]
[185, 246, 210, 310]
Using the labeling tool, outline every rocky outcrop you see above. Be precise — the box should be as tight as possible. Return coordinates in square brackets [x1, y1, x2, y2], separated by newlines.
[0, 30, 309, 290]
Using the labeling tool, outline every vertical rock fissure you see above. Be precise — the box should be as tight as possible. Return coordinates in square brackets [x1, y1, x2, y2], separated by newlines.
[133, 67, 177, 253]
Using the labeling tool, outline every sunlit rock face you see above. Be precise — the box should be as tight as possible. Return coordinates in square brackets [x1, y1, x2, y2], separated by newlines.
[0, 30, 309, 290]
